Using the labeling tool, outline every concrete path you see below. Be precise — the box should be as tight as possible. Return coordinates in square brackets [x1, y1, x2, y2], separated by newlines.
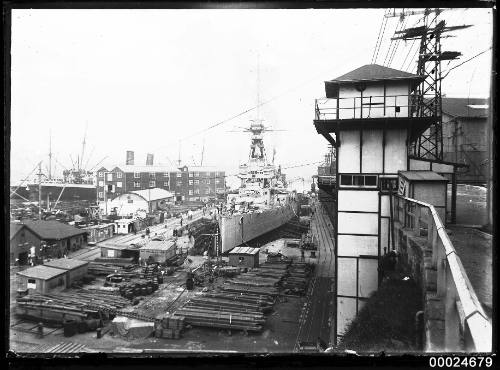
[296, 200, 336, 349]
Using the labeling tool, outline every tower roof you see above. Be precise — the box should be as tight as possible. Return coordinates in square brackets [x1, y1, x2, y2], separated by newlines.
[326, 64, 422, 84]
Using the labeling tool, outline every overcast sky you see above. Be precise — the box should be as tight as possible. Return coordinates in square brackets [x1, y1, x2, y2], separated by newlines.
[10, 8, 493, 190]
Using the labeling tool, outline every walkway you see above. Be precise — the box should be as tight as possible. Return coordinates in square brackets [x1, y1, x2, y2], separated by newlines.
[296, 200, 336, 349]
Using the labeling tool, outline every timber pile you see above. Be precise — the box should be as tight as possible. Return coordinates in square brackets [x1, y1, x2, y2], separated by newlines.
[88, 262, 138, 275]
[118, 279, 159, 299]
[282, 262, 313, 295]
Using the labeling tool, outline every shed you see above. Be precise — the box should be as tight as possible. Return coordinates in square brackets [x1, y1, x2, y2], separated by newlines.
[43, 258, 89, 287]
[115, 219, 137, 234]
[17, 265, 67, 294]
[100, 243, 141, 261]
[104, 188, 174, 217]
[228, 246, 260, 268]
[398, 171, 448, 222]
[83, 223, 116, 244]
[139, 240, 177, 264]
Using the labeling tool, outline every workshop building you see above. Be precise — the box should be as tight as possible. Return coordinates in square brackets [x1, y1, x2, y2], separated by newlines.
[17, 265, 67, 294]
[10, 222, 40, 265]
[43, 258, 89, 288]
[228, 246, 260, 269]
[83, 223, 116, 244]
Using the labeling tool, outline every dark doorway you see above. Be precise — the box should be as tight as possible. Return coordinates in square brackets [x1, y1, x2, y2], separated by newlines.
[18, 251, 28, 265]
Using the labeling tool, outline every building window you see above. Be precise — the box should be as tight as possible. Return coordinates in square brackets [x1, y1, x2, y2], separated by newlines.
[107, 173, 113, 181]
[194, 172, 199, 177]
[189, 190, 193, 195]
[134, 182, 141, 188]
[206, 179, 210, 184]
[339, 174, 378, 188]
[134, 172, 140, 178]
[380, 177, 398, 191]
[194, 189, 200, 194]
[149, 181, 156, 187]
[128, 199, 133, 203]
[194, 180, 199, 185]
[163, 182, 169, 187]
[205, 188, 209, 194]
[215, 178, 221, 184]
[189, 172, 193, 178]
[176, 173, 182, 178]
[177, 181, 182, 186]
[150, 172, 156, 178]
[117, 172, 123, 178]
[98, 172, 104, 177]
[116, 182, 122, 188]
[164, 172, 169, 178]
[98, 192, 103, 198]
[189, 180, 193, 185]
[98, 180, 104, 187]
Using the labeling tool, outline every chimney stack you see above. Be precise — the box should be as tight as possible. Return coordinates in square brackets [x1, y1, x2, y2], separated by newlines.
[126, 150, 134, 165]
[146, 153, 154, 166]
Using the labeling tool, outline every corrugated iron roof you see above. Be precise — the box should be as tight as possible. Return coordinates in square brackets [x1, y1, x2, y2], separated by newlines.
[442, 97, 488, 118]
[399, 171, 448, 182]
[140, 240, 176, 251]
[43, 258, 89, 270]
[21, 220, 87, 241]
[229, 246, 260, 255]
[130, 188, 175, 202]
[327, 64, 421, 84]
[17, 265, 67, 280]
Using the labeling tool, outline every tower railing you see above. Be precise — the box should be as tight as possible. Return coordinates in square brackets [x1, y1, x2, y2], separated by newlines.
[315, 94, 425, 120]
[393, 195, 491, 352]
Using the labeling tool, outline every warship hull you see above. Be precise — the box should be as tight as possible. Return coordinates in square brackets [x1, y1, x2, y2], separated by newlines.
[219, 200, 297, 253]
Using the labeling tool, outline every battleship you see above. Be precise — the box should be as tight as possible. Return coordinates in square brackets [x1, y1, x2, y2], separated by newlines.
[218, 120, 297, 253]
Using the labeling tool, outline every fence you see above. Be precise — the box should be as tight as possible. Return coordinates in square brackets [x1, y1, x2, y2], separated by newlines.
[393, 195, 491, 352]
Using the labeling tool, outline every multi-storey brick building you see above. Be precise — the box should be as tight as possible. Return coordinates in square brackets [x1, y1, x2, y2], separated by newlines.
[96, 152, 226, 203]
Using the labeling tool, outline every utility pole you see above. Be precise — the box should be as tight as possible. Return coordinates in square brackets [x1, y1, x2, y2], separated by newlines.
[48, 131, 52, 180]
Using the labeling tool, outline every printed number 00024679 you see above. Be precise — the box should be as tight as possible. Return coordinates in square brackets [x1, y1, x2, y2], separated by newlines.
[429, 357, 493, 368]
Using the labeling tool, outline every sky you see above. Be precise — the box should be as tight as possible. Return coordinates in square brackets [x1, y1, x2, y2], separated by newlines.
[10, 8, 493, 190]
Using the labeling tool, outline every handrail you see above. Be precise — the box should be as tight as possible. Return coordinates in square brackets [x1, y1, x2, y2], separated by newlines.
[394, 195, 491, 352]
[314, 94, 439, 121]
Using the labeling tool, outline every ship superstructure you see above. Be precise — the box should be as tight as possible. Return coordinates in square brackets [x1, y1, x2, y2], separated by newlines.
[219, 120, 296, 253]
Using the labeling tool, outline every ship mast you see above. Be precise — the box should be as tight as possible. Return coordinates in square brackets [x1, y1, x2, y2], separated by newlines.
[48, 130, 52, 180]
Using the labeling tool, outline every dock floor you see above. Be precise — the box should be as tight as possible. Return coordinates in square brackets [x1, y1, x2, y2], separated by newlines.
[296, 200, 336, 349]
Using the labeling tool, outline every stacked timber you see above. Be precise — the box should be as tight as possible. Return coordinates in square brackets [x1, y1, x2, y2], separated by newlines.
[282, 262, 313, 295]
[88, 262, 138, 275]
[220, 284, 279, 297]
[118, 279, 159, 299]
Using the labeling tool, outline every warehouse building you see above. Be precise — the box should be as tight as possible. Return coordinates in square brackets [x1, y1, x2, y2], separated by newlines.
[228, 247, 260, 269]
[100, 188, 174, 217]
[11, 220, 88, 261]
[10, 222, 40, 265]
[17, 265, 67, 294]
[43, 258, 89, 288]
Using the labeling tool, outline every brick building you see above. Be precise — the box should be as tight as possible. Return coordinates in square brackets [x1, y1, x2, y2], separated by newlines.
[96, 153, 226, 203]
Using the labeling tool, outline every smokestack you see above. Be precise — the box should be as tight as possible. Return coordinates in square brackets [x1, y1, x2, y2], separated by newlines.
[146, 153, 154, 166]
[126, 151, 134, 165]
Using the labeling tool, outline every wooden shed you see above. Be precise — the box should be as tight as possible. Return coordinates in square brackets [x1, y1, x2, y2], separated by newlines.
[43, 258, 89, 288]
[139, 240, 177, 264]
[100, 243, 141, 261]
[17, 265, 67, 294]
[398, 171, 449, 223]
[228, 246, 260, 268]
[83, 223, 116, 244]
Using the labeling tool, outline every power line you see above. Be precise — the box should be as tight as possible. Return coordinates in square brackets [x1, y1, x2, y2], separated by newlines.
[372, 11, 389, 64]
[441, 47, 492, 79]
[387, 17, 408, 67]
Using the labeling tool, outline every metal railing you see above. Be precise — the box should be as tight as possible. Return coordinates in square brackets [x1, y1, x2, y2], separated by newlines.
[394, 195, 491, 352]
[315, 94, 419, 120]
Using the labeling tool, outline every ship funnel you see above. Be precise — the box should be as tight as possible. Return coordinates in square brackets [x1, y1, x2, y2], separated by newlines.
[146, 153, 154, 165]
[126, 151, 135, 165]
